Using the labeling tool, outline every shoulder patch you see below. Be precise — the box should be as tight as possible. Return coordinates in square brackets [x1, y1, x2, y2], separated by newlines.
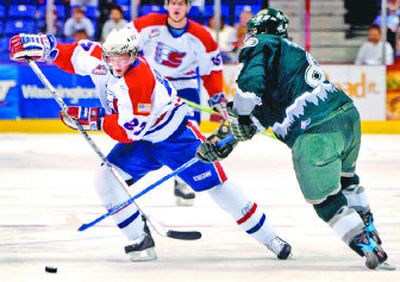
[243, 37, 259, 48]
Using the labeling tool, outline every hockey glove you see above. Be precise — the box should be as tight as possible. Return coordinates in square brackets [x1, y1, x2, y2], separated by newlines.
[196, 125, 238, 163]
[226, 101, 257, 141]
[59, 106, 105, 131]
[208, 93, 228, 123]
[10, 33, 57, 62]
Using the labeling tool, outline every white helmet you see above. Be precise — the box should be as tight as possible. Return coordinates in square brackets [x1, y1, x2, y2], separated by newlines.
[102, 28, 138, 59]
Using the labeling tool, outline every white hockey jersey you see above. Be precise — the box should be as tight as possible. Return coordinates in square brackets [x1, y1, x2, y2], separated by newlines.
[53, 40, 189, 143]
[127, 13, 224, 96]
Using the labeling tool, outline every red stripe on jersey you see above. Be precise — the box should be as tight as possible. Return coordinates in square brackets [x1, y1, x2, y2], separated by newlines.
[90, 45, 102, 60]
[202, 70, 223, 97]
[103, 114, 133, 143]
[53, 43, 79, 74]
[186, 121, 228, 182]
[133, 13, 167, 32]
[236, 203, 257, 225]
[123, 57, 155, 116]
[187, 20, 219, 53]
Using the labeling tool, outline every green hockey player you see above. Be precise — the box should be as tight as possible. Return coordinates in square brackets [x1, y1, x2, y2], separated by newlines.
[196, 8, 395, 270]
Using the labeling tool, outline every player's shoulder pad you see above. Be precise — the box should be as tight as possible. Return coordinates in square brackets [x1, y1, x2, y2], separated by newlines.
[133, 13, 167, 32]
[187, 20, 218, 52]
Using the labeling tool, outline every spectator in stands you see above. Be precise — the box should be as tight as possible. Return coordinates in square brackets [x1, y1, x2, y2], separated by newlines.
[207, 14, 237, 63]
[373, 2, 400, 57]
[74, 29, 89, 42]
[99, 0, 118, 30]
[235, 9, 253, 48]
[355, 24, 394, 65]
[101, 6, 128, 42]
[64, 7, 95, 39]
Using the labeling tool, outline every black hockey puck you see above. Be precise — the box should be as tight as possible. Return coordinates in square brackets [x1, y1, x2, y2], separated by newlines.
[45, 266, 57, 273]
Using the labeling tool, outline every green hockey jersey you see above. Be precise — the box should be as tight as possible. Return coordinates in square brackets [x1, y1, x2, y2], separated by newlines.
[236, 34, 353, 147]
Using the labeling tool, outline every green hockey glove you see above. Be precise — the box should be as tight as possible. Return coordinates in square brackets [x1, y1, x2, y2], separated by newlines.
[231, 115, 257, 141]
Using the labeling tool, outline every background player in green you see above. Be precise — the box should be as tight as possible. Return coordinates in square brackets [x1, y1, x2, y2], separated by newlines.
[197, 8, 395, 270]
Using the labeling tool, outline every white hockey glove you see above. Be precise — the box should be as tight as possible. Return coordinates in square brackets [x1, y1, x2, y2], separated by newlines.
[208, 93, 228, 123]
[9, 33, 57, 62]
[59, 106, 105, 131]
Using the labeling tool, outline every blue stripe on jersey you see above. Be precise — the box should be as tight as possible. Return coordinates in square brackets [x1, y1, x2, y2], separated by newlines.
[117, 210, 140, 229]
[145, 102, 185, 135]
[167, 76, 198, 81]
[246, 214, 266, 234]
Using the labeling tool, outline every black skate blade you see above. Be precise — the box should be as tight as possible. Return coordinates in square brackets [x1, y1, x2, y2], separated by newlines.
[166, 230, 202, 240]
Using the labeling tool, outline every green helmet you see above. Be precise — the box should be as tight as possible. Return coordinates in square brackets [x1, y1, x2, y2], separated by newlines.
[246, 8, 289, 38]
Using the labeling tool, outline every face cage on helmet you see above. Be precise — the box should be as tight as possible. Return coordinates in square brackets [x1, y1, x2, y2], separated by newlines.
[102, 49, 138, 77]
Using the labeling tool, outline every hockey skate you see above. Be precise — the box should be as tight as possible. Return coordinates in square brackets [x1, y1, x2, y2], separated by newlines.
[350, 229, 395, 270]
[362, 212, 382, 245]
[267, 236, 292, 260]
[174, 179, 195, 206]
[124, 219, 157, 262]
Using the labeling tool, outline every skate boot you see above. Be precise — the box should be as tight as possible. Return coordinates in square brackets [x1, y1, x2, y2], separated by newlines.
[174, 179, 195, 206]
[350, 229, 395, 270]
[267, 236, 292, 260]
[362, 212, 382, 245]
[124, 218, 157, 262]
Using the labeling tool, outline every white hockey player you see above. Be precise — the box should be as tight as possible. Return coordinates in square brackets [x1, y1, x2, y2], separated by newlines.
[9, 29, 292, 262]
[127, 0, 228, 206]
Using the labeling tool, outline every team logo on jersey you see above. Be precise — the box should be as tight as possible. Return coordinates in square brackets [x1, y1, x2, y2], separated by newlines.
[92, 64, 108, 75]
[300, 119, 311, 129]
[243, 37, 259, 48]
[137, 103, 151, 113]
[154, 42, 186, 68]
[149, 28, 160, 38]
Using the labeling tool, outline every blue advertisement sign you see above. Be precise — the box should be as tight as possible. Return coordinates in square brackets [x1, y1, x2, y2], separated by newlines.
[18, 64, 100, 118]
[0, 65, 19, 119]
[0, 63, 100, 119]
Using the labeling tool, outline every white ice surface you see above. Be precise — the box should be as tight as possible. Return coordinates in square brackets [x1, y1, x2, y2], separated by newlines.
[0, 133, 399, 281]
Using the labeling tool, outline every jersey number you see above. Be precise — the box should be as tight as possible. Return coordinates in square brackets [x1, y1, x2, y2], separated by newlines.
[304, 52, 325, 88]
[124, 118, 147, 136]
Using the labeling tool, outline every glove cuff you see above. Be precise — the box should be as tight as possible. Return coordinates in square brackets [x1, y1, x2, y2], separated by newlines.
[208, 93, 227, 108]
[238, 115, 253, 125]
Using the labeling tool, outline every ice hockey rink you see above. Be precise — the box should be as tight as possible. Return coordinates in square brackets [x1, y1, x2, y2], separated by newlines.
[0, 133, 399, 282]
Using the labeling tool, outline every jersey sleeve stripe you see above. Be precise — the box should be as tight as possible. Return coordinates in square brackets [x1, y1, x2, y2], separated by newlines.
[103, 113, 133, 143]
[187, 20, 219, 52]
[133, 13, 167, 32]
[202, 70, 223, 96]
[53, 43, 79, 74]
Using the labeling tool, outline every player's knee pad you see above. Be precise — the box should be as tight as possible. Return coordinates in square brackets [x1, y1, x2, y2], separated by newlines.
[313, 192, 348, 223]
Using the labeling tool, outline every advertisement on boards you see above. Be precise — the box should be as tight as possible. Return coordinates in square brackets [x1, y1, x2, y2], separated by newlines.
[0, 65, 19, 119]
[18, 65, 100, 118]
[221, 64, 387, 121]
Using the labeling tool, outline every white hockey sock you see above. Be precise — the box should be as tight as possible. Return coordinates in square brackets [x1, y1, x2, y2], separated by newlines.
[94, 165, 145, 241]
[328, 206, 365, 244]
[207, 180, 277, 246]
[342, 184, 370, 216]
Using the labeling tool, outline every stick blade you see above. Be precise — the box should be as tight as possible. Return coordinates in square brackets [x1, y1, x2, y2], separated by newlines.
[166, 230, 202, 240]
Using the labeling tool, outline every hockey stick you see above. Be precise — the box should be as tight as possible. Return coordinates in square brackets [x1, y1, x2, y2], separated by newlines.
[77, 157, 199, 233]
[27, 60, 201, 240]
[181, 98, 278, 140]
